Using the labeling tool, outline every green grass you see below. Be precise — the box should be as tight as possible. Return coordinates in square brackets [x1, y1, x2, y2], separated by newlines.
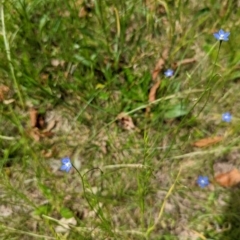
[1, 0, 240, 239]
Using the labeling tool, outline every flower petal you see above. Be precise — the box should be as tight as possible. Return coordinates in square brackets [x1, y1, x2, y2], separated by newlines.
[213, 29, 230, 41]
[219, 29, 224, 35]
[65, 166, 71, 172]
[197, 176, 209, 188]
[213, 33, 220, 39]
[225, 32, 230, 37]
[60, 157, 72, 172]
[62, 157, 71, 164]
[60, 165, 67, 171]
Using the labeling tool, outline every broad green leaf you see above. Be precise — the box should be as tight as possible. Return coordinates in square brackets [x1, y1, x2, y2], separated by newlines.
[164, 104, 189, 119]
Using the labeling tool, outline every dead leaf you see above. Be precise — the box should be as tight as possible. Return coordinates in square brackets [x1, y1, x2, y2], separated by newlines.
[29, 128, 41, 141]
[29, 127, 54, 141]
[0, 84, 10, 101]
[215, 168, 240, 187]
[3, 99, 15, 105]
[79, 7, 88, 18]
[41, 131, 54, 137]
[40, 73, 49, 84]
[146, 80, 161, 113]
[147, 49, 169, 114]
[29, 108, 38, 128]
[175, 57, 196, 67]
[152, 59, 164, 81]
[148, 80, 161, 103]
[152, 49, 168, 81]
[192, 136, 223, 148]
[79, 1, 94, 18]
[45, 119, 56, 132]
[51, 59, 65, 67]
[162, 48, 169, 61]
[41, 149, 54, 158]
[117, 112, 135, 130]
[0, 205, 13, 217]
[28, 109, 55, 141]
[55, 217, 77, 233]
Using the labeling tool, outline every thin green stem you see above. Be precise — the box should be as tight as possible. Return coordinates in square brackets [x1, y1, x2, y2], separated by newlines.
[0, 224, 55, 239]
[72, 165, 113, 233]
[1, 1, 24, 107]
[146, 167, 182, 237]
[161, 41, 223, 161]
[198, 41, 222, 114]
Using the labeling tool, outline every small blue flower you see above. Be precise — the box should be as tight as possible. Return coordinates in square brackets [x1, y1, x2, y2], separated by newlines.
[164, 69, 174, 77]
[222, 112, 232, 122]
[213, 29, 230, 41]
[197, 176, 209, 188]
[60, 157, 72, 172]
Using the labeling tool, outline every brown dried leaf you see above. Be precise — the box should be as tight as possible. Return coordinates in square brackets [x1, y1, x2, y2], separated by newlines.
[192, 136, 223, 148]
[45, 120, 56, 132]
[40, 73, 49, 80]
[29, 108, 38, 128]
[151, 49, 169, 81]
[78, 0, 94, 18]
[3, 99, 15, 105]
[146, 80, 161, 113]
[162, 49, 169, 61]
[55, 217, 77, 233]
[40, 131, 54, 138]
[79, 7, 88, 18]
[51, 59, 65, 67]
[29, 128, 54, 141]
[148, 49, 169, 114]
[41, 149, 54, 158]
[40, 73, 49, 84]
[152, 58, 165, 81]
[29, 128, 40, 141]
[215, 168, 240, 187]
[0, 84, 10, 101]
[177, 57, 196, 66]
[0, 205, 13, 217]
[28, 109, 55, 141]
[149, 80, 161, 102]
[172, 58, 196, 69]
[117, 112, 135, 130]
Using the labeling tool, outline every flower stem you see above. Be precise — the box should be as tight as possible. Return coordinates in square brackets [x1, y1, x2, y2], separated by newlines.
[198, 41, 222, 114]
[72, 165, 112, 232]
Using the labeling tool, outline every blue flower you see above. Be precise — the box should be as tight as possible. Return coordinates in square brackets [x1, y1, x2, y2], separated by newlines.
[222, 112, 232, 122]
[164, 69, 174, 77]
[60, 157, 72, 172]
[197, 176, 209, 188]
[213, 29, 230, 41]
